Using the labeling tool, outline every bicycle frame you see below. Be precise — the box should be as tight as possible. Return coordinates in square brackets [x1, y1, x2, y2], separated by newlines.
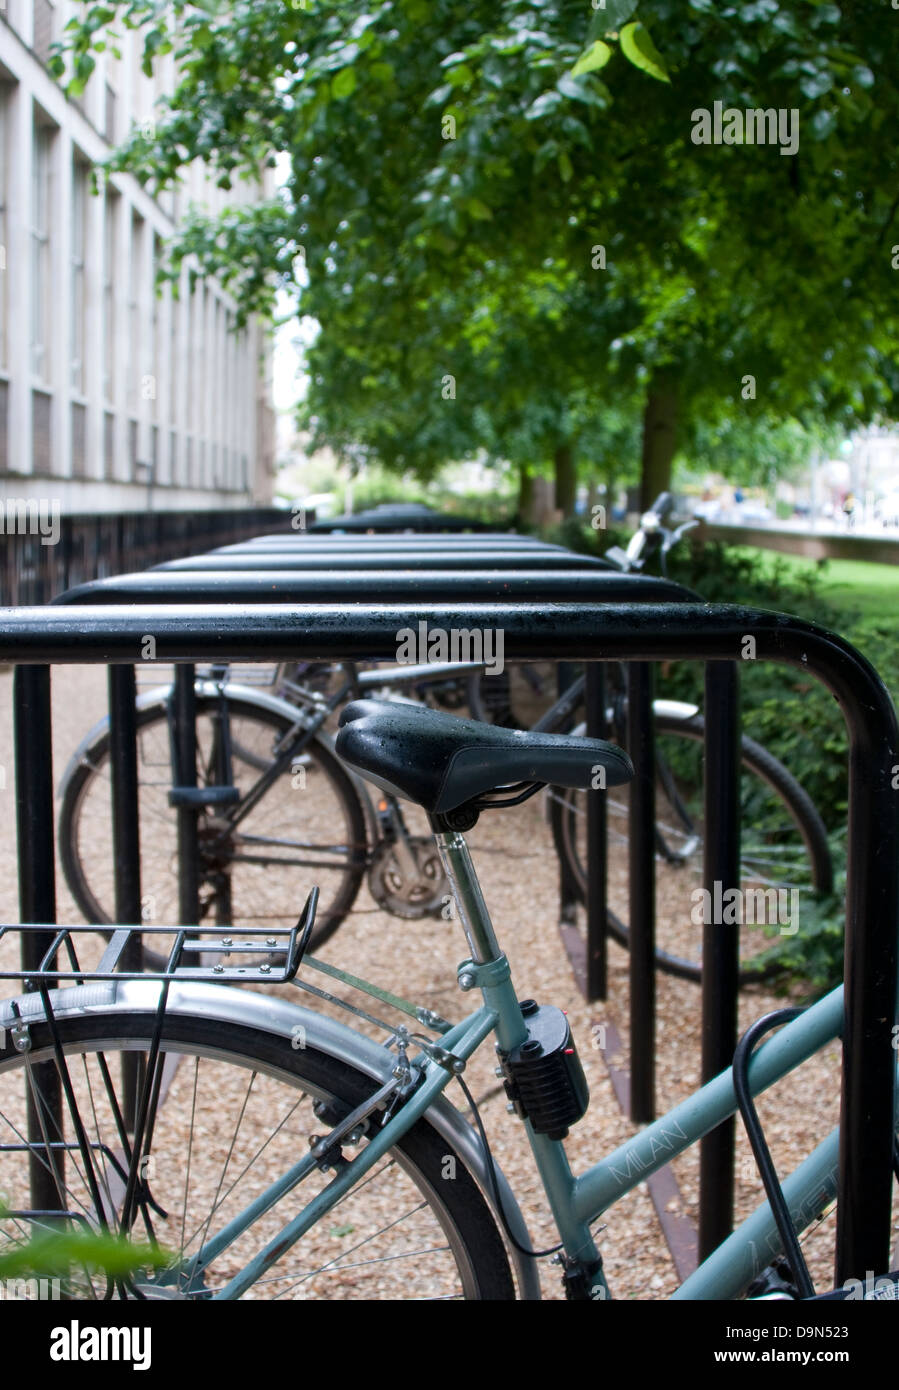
[197, 969, 846, 1300]
[172, 827, 856, 1300]
[0, 922, 860, 1302]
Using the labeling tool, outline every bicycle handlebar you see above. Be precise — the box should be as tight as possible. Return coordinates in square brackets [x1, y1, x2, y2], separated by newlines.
[647, 492, 674, 522]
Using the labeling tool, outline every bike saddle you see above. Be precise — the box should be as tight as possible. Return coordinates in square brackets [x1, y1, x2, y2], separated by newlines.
[336, 698, 633, 817]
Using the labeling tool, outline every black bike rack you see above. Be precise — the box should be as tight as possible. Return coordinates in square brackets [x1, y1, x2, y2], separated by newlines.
[56, 544, 693, 1148]
[9, 527, 893, 1279]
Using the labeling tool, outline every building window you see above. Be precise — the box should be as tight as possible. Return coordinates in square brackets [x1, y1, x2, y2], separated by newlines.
[33, 0, 56, 66]
[71, 400, 87, 477]
[104, 409, 115, 479]
[168, 279, 178, 437]
[149, 234, 161, 418]
[30, 124, 53, 383]
[187, 277, 203, 452]
[0, 88, 8, 370]
[104, 82, 117, 144]
[127, 212, 143, 410]
[71, 159, 88, 395]
[0, 381, 8, 472]
[129, 416, 139, 479]
[102, 192, 118, 401]
[32, 389, 52, 473]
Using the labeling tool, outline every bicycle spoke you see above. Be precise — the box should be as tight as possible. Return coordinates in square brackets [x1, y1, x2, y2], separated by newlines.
[187, 1071, 259, 1276]
[179, 1057, 200, 1259]
[180, 1085, 309, 1260]
[273, 1196, 433, 1299]
[273, 1232, 449, 1299]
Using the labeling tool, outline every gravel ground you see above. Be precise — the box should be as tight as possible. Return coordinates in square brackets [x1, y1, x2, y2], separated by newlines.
[0, 662, 895, 1300]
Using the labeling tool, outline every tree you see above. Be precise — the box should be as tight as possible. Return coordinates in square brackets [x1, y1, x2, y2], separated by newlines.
[55, 0, 899, 506]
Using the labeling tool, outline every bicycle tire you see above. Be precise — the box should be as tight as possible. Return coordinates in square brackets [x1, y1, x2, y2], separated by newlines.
[549, 713, 833, 984]
[0, 999, 515, 1300]
[58, 695, 368, 963]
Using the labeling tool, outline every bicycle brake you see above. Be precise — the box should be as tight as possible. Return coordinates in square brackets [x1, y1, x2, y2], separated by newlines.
[560, 1254, 607, 1301]
[308, 1073, 411, 1171]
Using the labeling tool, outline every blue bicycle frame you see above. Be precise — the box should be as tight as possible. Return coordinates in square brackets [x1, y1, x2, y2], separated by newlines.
[199, 827, 867, 1301]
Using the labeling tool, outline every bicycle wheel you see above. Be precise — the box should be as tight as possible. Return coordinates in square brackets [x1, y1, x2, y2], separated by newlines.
[58, 696, 368, 960]
[549, 713, 833, 982]
[0, 995, 514, 1299]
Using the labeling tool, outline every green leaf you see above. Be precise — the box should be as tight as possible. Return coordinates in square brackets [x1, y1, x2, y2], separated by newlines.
[425, 83, 453, 108]
[587, 0, 639, 40]
[571, 40, 612, 79]
[467, 198, 493, 221]
[810, 108, 837, 140]
[534, 137, 559, 172]
[619, 22, 670, 84]
[739, 0, 779, 21]
[558, 151, 573, 183]
[446, 63, 472, 87]
[810, 3, 841, 26]
[557, 72, 606, 107]
[331, 67, 356, 100]
[525, 90, 563, 121]
[800, 69, 833, 100]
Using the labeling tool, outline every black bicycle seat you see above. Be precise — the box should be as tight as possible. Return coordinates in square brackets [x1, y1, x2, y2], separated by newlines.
[336, 698, 633, 815]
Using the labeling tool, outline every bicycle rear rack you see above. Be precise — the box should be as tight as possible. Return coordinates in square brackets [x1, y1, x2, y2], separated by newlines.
[0, 887, 319, 988]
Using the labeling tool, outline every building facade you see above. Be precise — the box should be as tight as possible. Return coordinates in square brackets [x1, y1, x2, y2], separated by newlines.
[0, 0, 275, 511]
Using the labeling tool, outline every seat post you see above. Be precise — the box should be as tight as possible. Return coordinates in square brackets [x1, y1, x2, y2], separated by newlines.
[431, 827, 502, 965]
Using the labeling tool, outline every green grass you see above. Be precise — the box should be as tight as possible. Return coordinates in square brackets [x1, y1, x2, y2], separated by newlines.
[732, 548, 899, 620]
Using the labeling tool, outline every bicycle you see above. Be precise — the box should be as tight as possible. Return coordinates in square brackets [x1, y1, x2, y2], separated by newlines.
[57, 659, 476, 966]
[2, 699, 894, 1300]
[466, 496, 833, 982]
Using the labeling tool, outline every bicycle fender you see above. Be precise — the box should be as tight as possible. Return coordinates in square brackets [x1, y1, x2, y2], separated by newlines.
[5, 980, 540, 1301]
[651, 699, 700, 721]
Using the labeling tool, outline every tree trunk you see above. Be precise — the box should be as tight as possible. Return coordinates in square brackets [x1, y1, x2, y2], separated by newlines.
[554, 443, 576, 518]
[601, 468, 615, 534]
[517, 463, 535, 526]
[639, 374, 678, 512]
